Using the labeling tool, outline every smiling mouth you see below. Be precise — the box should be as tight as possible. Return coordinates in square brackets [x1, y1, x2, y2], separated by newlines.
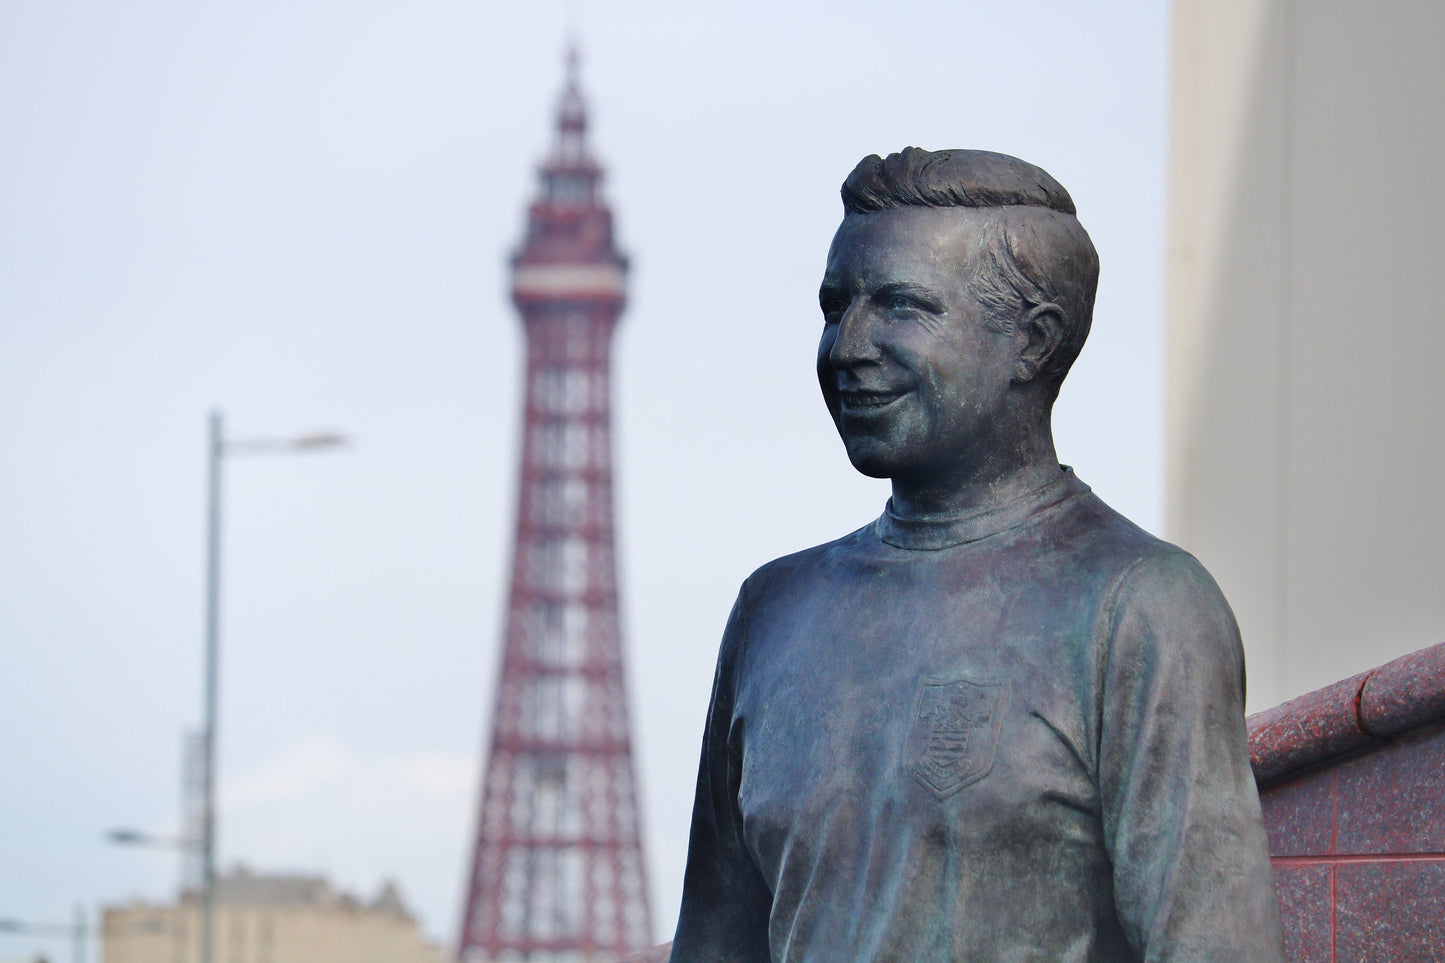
[838, 389, 907, 412]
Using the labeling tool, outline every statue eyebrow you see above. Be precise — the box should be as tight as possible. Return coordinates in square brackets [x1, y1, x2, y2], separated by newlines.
[875, 281, 945, 312]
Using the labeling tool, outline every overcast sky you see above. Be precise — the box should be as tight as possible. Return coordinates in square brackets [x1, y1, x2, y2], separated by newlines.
[0, 1, 1169, 956]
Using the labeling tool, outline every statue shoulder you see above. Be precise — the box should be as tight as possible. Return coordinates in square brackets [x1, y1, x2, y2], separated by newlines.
[1052, 491, 1237, 646]
[738, 519, 880, 600]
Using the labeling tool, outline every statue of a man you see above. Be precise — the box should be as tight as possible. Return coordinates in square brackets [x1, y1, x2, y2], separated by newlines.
[667, 149, 1285, 961]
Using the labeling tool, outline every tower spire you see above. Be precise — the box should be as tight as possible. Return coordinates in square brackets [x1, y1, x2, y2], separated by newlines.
[457, 49, 651, 963]
[554, 43, 588, 163]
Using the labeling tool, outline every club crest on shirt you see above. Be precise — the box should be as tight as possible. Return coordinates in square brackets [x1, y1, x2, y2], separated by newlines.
[905, 677, 1011, 798]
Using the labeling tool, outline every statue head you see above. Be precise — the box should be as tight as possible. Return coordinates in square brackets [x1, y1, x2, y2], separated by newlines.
[817, 148, 1099, 500]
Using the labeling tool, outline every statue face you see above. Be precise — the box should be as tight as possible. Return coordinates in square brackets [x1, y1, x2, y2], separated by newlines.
[817, 206, 1019, 485]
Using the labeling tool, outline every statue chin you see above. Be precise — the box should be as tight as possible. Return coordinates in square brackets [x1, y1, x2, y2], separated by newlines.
[840, 430, 946, 484]
[834, 423, 910, 480]
[840, 443, 902, 481]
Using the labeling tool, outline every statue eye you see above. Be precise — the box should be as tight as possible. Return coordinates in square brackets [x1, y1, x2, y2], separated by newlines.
[820, 295, 848, 324]
[878, 287, 942, 316]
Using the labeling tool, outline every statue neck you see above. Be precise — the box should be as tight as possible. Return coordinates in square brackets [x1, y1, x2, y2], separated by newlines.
[888, 413, 1061, 521]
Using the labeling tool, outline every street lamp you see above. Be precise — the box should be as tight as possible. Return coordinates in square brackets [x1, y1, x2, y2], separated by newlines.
[198, 410, 348, 963]
[104, 829, 190, 849]
[0, 906, 87, 963]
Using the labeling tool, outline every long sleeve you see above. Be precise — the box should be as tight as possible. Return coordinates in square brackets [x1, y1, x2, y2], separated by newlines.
[670, 585, 774, 963]
[1097, 551, 1286, 961]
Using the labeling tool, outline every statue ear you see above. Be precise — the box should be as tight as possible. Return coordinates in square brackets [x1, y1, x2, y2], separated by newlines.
[1013, 302, 1065, 384]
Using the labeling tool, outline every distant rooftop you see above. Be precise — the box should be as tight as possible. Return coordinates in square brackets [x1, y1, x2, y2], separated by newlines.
[160, 864, 417, 919]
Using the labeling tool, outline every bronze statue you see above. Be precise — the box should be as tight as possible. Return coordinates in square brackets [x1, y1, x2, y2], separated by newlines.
[664, 149, 1285, 961]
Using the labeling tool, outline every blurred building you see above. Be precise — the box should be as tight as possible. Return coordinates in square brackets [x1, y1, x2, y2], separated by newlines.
[1166, 0, 1445, 711]
[102, 866, 447, 963]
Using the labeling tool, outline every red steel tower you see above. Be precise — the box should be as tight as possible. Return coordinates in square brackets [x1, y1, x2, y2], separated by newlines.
[458, 50, 652, 963]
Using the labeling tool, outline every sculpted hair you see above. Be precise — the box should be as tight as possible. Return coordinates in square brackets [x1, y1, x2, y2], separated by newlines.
[841, 147, 1100, 389]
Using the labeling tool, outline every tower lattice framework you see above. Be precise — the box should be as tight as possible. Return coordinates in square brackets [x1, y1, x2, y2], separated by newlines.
[458, 51, 652, 963]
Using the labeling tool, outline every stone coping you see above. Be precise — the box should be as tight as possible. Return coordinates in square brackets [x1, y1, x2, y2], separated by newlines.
[1247, 641, 1445, 787]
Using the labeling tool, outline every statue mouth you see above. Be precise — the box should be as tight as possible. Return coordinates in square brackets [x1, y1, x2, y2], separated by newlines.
[839, 389, 907, 412]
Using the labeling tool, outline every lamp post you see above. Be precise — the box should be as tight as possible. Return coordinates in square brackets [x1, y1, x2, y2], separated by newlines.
[198, 410, 347, 963]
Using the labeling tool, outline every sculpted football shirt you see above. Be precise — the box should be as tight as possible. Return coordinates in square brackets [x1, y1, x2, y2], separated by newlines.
[670, 470, 1285, 962]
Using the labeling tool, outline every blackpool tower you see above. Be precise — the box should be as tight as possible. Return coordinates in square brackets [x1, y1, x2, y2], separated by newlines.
[457, 50, 652, 963]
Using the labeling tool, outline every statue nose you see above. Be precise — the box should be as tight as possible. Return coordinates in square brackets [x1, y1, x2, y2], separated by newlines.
[828, 306, 882, 370]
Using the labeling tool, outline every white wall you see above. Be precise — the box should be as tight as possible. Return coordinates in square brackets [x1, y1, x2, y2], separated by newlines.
[1167, 0, 1445, 711]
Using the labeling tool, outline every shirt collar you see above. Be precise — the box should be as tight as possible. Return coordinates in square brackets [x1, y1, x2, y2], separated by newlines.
[873, 466, 1089, 551]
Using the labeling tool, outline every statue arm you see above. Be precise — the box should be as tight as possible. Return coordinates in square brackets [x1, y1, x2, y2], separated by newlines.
[669, 586, 774, 963]
[1097, 551, 1286, 961]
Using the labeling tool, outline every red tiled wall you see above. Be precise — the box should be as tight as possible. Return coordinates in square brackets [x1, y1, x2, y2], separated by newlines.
[1260, 721, 1445, 961]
